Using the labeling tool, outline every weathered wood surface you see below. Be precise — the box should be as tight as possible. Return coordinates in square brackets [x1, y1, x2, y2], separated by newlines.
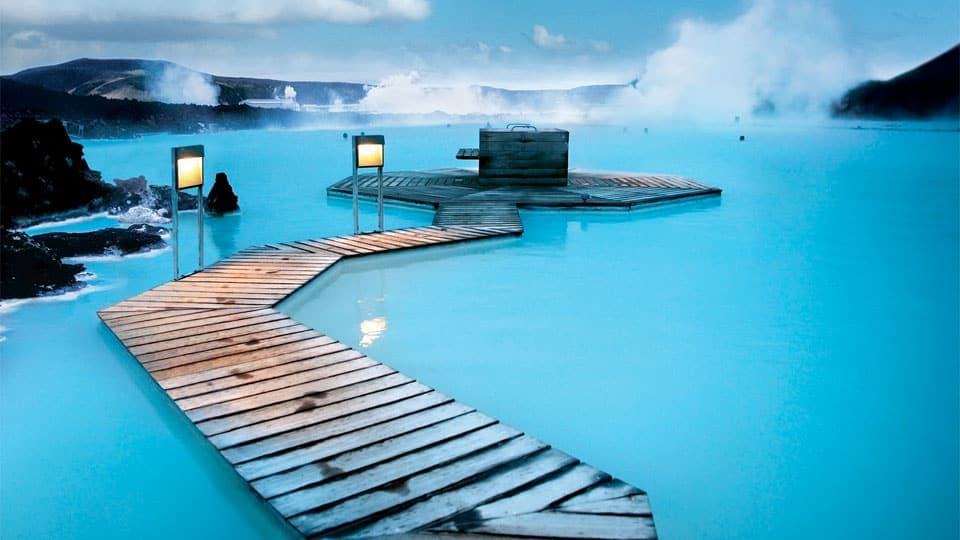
[328, 168, 720, 209]
[477, 128, 569, 186]
[99, 223, 657, 539]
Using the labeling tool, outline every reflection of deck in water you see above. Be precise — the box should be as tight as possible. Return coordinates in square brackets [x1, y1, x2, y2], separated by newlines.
[328, 168, 722, 228]
[99, 221, 659, 539]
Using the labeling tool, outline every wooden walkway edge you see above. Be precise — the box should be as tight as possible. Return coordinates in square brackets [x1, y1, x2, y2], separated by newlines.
[99, 222, 658, 539]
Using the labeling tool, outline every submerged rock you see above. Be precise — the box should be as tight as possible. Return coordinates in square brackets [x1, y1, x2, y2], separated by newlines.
[0, 229, 85, 299]
[33, 227, 166, 258]
[205, 172, 240, 214]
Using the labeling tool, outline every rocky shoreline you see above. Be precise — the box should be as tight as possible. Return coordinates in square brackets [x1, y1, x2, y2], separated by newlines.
[0, 118, 237, 300]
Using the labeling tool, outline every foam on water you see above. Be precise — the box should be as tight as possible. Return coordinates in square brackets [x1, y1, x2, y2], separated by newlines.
[22, 211, 112, 233]
[114, 205, 171, 224]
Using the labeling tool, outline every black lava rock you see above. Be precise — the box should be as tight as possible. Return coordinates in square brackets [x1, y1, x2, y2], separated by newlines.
[832, 45, 960, 119]
[0, 118, 120, 227]
[126, 223, 168, 236]
[204, 172, 240, 214]
[151, 185, 199, 212]
[33, 228, 166, 258]
[0, 229, 85, 299]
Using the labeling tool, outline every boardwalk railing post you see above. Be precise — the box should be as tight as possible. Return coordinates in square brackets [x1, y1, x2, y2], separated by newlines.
[377, 165, 384, 232]
[172, 144, 205, 280]
[171, 159, 179, 279]
[352, 167, 359, 235]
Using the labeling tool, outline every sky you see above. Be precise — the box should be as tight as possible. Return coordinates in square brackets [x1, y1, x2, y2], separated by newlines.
[1, 0, 957, 119]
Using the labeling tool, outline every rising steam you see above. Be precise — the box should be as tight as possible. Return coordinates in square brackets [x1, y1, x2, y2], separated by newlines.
[354, 0, 864, 123]
[148, 63, 220, 105]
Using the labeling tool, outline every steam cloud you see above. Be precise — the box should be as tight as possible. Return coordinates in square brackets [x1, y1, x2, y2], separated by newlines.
[149, 64, 220, 106]
[356, 0, 864, 123]
[613, 0, 860, 120]
[360, 71, 506, 115]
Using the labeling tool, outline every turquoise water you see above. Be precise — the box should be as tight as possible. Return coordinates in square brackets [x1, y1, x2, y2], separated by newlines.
[2, 123, 958, 539]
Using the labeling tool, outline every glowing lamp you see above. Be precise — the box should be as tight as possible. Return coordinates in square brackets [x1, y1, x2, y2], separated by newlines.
[170, 144, 206, 279]
[173, 145, 204, 189]
[354, 135, 385, 168]
[350, 135, 386, 234]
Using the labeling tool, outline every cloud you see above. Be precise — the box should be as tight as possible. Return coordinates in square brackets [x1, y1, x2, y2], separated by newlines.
[4, 0, 430, 26]
[7, 31, 47, 49]
[531, 24, 610, 56]
[533, 25, 566, 49]
[611, 0, 862, 119]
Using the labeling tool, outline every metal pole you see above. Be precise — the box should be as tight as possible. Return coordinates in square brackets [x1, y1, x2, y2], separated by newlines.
[172, 163, 179, 280]
[377, 166, 384, 232]
[197, 185, 204, 270]
[352, 165, 359, 235]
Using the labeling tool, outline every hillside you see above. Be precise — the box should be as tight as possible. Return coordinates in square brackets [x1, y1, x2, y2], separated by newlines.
[7, 58, 628, 112]
[0, 77, 304, 137]
[832, 45, 959, 119]
[8, 58, 368, 106]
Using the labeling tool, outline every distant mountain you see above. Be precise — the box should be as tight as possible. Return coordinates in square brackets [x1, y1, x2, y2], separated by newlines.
[7, 58, 629, 111]
[8, 58, 368, 106]
[832, 45, 959, 119]
[0, 77, 305, 137]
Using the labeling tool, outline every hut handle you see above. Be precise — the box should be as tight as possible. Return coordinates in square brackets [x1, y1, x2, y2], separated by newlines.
[506, 123, 538, 131]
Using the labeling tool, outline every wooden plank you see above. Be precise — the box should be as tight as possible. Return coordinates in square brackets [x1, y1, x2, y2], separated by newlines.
[119, 310, 287, 346]
[252, 411, 497, 499]
[165, 346, 358, 399]
[556, 494, 653, 516]
[469, 463, 608, 520]
[157, 337, 343, 389]
[237, 403, 477, 481]
[184, 362, 395, 419]
[151, 334, 338, 381]
[100, 308, 223, 329]
[289, 435, 547, 536]
[219, 388, 449, 463]
[434, 511, 656, 540]
[143, 328, 320, 373]
[129, 318, 304, 358]
[198, 374, 420, 440]
[557, 480, 644, 507]
[272, 423, 522, 518]
[351, 449, 579, 538]
[174, 356, 382, 411]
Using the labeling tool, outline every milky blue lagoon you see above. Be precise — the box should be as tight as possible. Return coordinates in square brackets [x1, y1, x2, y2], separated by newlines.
[2, 123, 957, 539]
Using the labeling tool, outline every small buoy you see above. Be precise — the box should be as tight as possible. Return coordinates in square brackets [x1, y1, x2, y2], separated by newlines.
[739, 135, 745, 141]
[341, 132, 348, 139]
[643, 127, 649, 134]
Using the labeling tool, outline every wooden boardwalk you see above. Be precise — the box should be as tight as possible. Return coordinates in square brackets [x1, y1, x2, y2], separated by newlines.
[328, 168, 720, 210]
[99, 223, 657, 539]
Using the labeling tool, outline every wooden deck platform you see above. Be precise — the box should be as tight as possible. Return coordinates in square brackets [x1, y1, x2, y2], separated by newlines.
[327, 168, 721, 210]
[98, 223, 657, 539]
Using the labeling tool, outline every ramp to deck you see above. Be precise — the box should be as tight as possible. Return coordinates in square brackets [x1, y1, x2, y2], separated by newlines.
[99, 224, 656, 539]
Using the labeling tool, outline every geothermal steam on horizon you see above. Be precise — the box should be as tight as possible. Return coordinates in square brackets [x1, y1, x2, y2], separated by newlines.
[357, 0, 864, 122]
[149, 63, 220, 106]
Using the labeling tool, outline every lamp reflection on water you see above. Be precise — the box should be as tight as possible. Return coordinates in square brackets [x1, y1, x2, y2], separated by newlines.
[359, 316, 387, 347]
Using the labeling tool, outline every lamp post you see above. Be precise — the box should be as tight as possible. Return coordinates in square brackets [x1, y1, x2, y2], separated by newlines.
[352, 135, 385, 234]
[171, 145, 205, 279]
